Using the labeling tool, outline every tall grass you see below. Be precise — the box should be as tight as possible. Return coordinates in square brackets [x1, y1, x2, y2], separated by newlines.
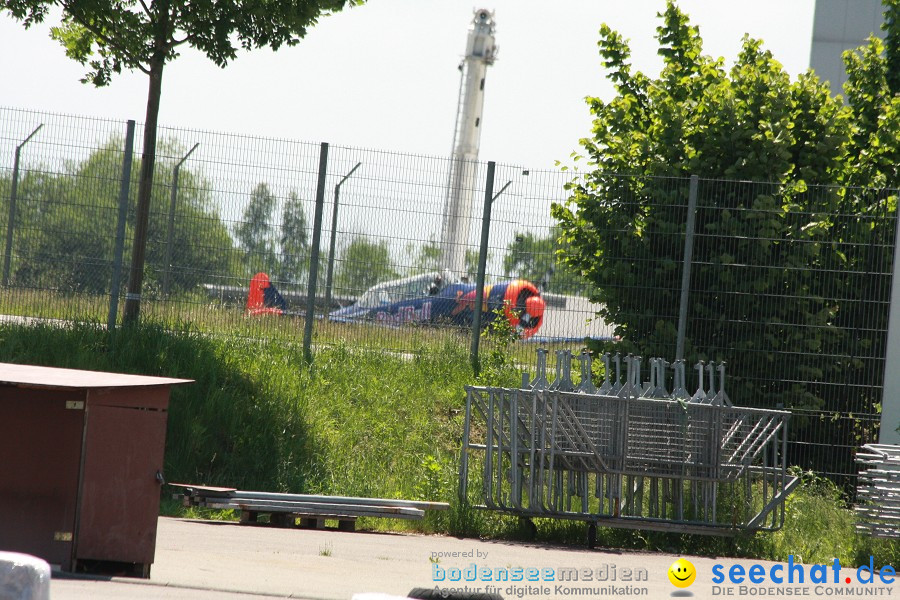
[0, 321, 517, 530]
[2, 320, 899, 567]
[0, 287, 573, 360]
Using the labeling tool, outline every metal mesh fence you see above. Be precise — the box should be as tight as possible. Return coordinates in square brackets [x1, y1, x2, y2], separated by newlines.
[315, 146, 479, 349]
[0, 106, 897, 485]
[557, 171, 898, 486]
[0, 108, 130, 320]
[690, 179, 895, 484]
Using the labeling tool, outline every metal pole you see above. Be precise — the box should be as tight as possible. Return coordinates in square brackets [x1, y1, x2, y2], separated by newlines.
[108, 120, 136, 331]
[162, 142, 199, 298]
[470, 162, 496, 373]
[303, 142, 329, 364]
[3, 124, 43, 286]
[676, 174, 699, 361]
[324, 161, 361, 316]
[880, 194, 900, 443]
[468, 177, 511, 374]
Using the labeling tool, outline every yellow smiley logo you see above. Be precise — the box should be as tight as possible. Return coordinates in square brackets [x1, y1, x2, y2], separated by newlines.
[668, 558, 696, 588]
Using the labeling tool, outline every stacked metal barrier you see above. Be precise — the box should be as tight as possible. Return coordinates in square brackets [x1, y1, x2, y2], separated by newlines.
[459, 350, 798, 537]
[855, 444, 900, 538]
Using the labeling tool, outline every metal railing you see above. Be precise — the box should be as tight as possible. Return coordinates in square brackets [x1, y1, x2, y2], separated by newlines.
[855, 444, 900, 538]
[460, 351, 797, 538]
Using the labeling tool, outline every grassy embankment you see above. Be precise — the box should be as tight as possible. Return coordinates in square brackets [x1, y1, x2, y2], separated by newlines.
[1, 320, 898, 567]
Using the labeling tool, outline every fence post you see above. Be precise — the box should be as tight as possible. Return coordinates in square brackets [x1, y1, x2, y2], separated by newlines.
[676, 174, 699, 361]
[880, 197, 900, 444]
[108, 120, 136, 331]
[470, 161, 496, 374]
[162, 142, 199, 298]
[325, 161, 362, 316]
[303, 142, 329, 364]
[3, 124, 43, 286]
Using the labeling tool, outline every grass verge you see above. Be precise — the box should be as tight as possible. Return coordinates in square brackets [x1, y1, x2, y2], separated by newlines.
[1, 320, 898, 567]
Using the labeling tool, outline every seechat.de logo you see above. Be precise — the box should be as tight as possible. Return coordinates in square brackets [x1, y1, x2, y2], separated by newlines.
[711, 555, 896, 586]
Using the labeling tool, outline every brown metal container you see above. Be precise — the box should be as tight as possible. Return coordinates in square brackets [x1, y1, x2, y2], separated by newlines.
[0, 363, 191, 577]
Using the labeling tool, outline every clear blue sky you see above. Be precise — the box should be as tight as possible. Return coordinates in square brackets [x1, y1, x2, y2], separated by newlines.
[1, 1, 816, 170]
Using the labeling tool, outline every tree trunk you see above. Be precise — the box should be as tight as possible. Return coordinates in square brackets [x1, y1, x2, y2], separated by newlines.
[123, 56, 165, 324]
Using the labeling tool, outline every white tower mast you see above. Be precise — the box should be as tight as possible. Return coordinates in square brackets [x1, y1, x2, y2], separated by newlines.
[439, 8, 497, 277]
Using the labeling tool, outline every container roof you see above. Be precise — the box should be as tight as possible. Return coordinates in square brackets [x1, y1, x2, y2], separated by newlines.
[0, 363, 193, 389]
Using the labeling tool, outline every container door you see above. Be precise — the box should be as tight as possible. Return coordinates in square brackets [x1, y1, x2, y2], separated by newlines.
[75, 400, 168, 566]
[0, 388, 85, 570]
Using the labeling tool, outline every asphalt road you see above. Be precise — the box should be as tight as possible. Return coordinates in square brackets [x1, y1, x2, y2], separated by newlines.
[47, 517, 897, 600]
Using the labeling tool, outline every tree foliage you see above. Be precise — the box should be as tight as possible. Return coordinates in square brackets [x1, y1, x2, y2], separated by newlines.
[0, 138, 240, 295]
[553, 1, 899, 419]
[410, 239, 442, 274]
[503, 226, 590, 294]
[277, 191, 311, 285]
[407, 240, 483, 282]
[2, 0, 354, 86]
[235, 183, 278, 276]
[234, 185, 313, 284]
[0, 0, 359, 319]
[464, 248, 482, 281]
[335, 236, 397, 296]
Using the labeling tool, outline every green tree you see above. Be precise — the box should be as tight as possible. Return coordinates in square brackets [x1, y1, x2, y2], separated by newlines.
[0, 0, 359, 321]
[147, 145, 241, 293]
[464, 248, 483, 281]
[406, 240, 483, 282]
[410, 239, 442, 274]
[3, 138, 240, 295]
[335, 236, 397, 297]
[503, 227, 589, 294]
[407, 240, 491, 281]
[235, 183, 277, 276]
[552, 0, 899, 418]
[10, 165, 115, 294]
[276, 191, 310, 285]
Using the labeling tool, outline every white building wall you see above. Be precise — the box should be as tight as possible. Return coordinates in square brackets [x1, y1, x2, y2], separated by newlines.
[810, 0, 885, 96]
